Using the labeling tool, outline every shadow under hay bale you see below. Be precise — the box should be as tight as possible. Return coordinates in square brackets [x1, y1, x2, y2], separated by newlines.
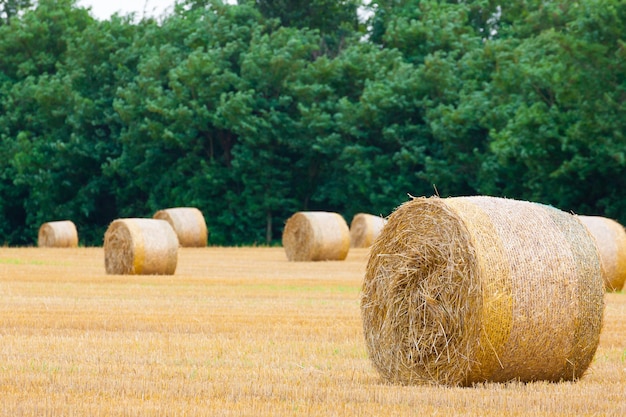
[361, 196, 604, 387]
[578, 215, 626, 292]
[153, 207, 208, 247]
[38, 220, 78, 248]
[104, 218, 179, 275]
[282, 211, 350, 261]
[350, 213, 386, 248]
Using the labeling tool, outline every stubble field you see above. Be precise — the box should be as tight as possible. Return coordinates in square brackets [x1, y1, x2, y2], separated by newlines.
[0, 247, 625, 416]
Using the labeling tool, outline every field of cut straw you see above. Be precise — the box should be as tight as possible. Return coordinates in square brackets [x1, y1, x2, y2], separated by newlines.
[0, 247, 625, 416]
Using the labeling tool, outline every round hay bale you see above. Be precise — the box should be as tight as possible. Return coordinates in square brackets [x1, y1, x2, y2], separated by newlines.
[282, 211, 350, 261]
[578, 215, 626, 292]
[37, 220, 78, 248]
[104, 218, 179, 275]
[361, 196, 604, 386]
[153, 207, 208, 247]
[350, 213, 386, 248]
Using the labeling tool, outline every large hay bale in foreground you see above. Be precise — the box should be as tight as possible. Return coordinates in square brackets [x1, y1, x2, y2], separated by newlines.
[153, 207, 208, 247]
[38, 220, 78, 248]
[104, 218, 179, 275]
[282, 211, 350, 261]
[578, 215, 626, 292]
[350, 213, 386, 248]
[361, 196, 604, 386]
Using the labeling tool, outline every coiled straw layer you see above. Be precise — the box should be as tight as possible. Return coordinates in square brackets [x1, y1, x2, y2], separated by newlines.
[578, 215, 626, 291]
[350, 213, 386, 248]
[153, 207, 208, 247]
[104, 218, 179, 275]
[361, 196, 604, 386]
[38, 220, 78, 248]
[282, 211, 350, 261]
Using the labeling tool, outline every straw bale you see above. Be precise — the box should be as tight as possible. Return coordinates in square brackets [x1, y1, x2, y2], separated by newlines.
[361, 196, 604, 386]
[153, 207, 208, 247]
[350, 213, 386, 248]
[104, 218, 179, 275]
[282, 211, 350, 261]
[578, 215, 626, 292]
[37, 220, 78, 248]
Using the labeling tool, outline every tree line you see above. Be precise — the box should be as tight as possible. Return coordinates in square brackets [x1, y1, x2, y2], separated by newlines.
[0, 0, 624, 246]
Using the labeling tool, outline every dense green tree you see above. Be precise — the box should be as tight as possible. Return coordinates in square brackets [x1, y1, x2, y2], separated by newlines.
[54, 15, 143, 243]
[230, 26, 325, 242]
[245, 0, 359, 32]
[242, 0, 361, 54]
[358, 0, 493, 200]
[111, 1, 359, 244]
[0, 0, 98, 244]
[0, 0, 624, 246]
[110, 2, 271, 244]
[0, 0, 31, 26]
[369, 0, 501, 47]
[0, 0, 91, 80]
[327, 45, 433, 216]
[478, 0, 626, 223]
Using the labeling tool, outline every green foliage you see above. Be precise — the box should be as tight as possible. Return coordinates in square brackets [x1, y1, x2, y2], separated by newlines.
[0, 0, 624, 245]
[481, 0, 626, 220]
[0, 0, 91, 80]
[0, 0, 32, 26]
[243, 0, 361, 55]
[247, 0, 359, 33]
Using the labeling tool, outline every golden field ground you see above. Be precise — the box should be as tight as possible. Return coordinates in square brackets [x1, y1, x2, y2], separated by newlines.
[0, 247, 625, 416]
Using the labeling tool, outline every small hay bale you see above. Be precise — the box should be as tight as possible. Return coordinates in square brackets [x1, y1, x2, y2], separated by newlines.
[350, 213, 386, 248]
[38, 220, 78, 248]
[153, 207, 208, 247]
[104, 218, 179, 275]
[361, 196, 604, 386]
[578, 215, 626, 292]
[282, 211, 350, 261]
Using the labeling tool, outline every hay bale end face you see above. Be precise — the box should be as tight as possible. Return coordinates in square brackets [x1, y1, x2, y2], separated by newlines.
[578, 215, 626, 292]
[38, 220, 78, 248]
[104, 218, 179, 275]
[361, 196, 604, 386]
[282, 211, 350, 261]
[153, 207, 208, 247]
[350, 213, 386, 248]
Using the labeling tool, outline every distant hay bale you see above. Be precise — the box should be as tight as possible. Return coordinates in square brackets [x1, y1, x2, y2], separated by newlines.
[282, 211, 350, 261]
[578, 215, 626, 292]
[153, 207, 208, 247]
[350, 213, 386, 248]
[38, 220, 78, 248]
[361, 196, 604, 386]
[104, 218, 179, 275]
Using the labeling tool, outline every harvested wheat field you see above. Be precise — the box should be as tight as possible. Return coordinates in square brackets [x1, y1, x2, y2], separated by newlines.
[0, 247, 625, 416]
